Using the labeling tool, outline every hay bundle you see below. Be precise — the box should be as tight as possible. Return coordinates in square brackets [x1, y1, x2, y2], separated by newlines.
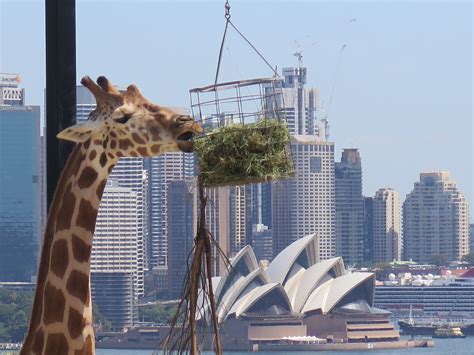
[194, 119, 294, 187]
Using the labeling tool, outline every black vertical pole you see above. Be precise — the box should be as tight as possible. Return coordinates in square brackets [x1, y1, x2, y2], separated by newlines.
[45, 0, 76, 210]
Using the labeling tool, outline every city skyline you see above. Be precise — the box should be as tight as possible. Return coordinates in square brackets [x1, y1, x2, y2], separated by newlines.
[1, 0, 471, 218]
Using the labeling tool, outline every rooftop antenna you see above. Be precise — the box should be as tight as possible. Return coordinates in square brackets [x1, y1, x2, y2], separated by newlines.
[294, 50, 303, 68]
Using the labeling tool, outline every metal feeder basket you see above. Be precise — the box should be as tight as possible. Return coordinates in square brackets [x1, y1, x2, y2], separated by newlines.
[190, 77, 295, 187]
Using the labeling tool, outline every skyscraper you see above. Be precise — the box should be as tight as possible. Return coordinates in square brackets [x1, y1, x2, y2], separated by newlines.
[167, 180, 195, 298]
[268, 66, 335, 260]
[0, 73, 42, 281]
[229, 185, 252, 255]
[363, 197, 375, 263]
[91, 180, 141, 328]
[403, 172, 470, 263]
[335, 149, 364, 265]
[373, 188, 402, 263]
[278, 67, 324, 137]
[148, 142, 194, 268]
[272, 136, 335, 260]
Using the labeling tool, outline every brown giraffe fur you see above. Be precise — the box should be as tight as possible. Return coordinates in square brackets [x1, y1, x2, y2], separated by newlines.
[21, 76, 202, 355]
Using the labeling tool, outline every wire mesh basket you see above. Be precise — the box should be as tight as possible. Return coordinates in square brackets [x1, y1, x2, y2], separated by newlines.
[190, 77, 295, 187]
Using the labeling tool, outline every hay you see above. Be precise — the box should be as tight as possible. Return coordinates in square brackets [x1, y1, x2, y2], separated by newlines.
[194, 119, 294, 187]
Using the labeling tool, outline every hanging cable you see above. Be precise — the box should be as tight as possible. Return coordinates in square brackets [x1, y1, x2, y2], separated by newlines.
[214, 0, 279, 87]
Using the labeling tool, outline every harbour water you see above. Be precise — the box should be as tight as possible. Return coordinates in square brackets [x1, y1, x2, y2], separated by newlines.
[1, 338, 472, 354]
[91, 337, 474, 355]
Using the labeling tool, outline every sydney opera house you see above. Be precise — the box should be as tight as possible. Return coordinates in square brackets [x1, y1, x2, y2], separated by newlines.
[207, 234, 400, 350]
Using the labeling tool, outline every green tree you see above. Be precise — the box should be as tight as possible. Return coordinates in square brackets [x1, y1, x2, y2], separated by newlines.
[430, 254, 450, 266]
[139, 303, 176, 324]
[0, 323, 10, 342]
[462, 253, 474, 265]
[92, 303, 112, 332]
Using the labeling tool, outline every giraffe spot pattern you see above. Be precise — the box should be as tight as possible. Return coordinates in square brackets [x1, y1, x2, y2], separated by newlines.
[66, 270, 89, 305]
[132, 132, 146, 145]
[43, 282, 66, 325]
[45, 333, 69, 355]
[96, 179, 107, 200]
[83, 138, 91, 150]
[31, 327, 44, 354]
[149, 124, 161, 140]
[68, 307, 86, 339]
[55, 183, 76, 232]
[119, 139, 133, 150]
[77, 167, 98, 189]
[151, 144, 161, 154]
[76, 199, 97, 233]
[89, 150, 97, 160]
[110, 139, 117, 149]
[72, 234, 92, 263]
[75, 334, 93, 355]
[93, 139, 101, 145]
[136, 147, 148, 156]
[99, 152, 107, 167]
[50, 239, 69, 278]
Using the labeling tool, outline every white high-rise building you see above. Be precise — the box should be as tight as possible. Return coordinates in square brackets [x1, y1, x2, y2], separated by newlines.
[403, 172, 470, 263]
[272, 135, 335, 260]
[278, 67, 325, 138]
[91, 180, 142, 327]
[373, 188, 402, 262]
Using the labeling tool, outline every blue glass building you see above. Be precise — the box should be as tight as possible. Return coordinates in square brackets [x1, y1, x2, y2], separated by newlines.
[0, 105, 42, 281]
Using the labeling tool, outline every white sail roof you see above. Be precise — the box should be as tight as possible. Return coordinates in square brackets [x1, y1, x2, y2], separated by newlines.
[302, 272, 374, 314]
[266, 234, 318, 286]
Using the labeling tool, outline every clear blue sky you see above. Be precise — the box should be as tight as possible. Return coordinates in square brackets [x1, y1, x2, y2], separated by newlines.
[1, 0, 472, 216]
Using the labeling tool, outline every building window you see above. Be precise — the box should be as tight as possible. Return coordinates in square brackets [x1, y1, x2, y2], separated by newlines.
[310, 156, 322, 173]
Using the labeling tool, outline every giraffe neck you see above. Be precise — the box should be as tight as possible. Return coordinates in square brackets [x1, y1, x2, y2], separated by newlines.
[21, 139, 118, 355]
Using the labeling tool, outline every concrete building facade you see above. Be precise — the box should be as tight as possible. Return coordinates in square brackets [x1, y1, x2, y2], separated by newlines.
[373, 188, 402, 263]
[403, 172, 470, 263]
[91, 180, 142, 328]
[335, 149, 364, 265]
[272, 136, 335, 260]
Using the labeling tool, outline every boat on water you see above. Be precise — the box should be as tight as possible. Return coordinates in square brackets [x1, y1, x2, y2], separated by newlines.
[433, 325, 466, 339]
[398, 305, 474, 336]
[398, 319, 474, 336]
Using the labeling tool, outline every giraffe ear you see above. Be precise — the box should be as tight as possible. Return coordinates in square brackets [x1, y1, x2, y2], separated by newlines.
[57, 121, 102, 143]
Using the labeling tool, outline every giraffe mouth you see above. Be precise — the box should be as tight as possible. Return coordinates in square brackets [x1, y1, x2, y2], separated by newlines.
[177, 131, 195, 142]
[177, 131, 196, 153]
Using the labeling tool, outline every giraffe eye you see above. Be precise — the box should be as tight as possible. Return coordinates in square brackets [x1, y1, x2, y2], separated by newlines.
[114, 113, 132, 124]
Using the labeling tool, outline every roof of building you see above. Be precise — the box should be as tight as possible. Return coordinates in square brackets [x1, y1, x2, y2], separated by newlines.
[212, 234, 377, 323]
[302, 272, 374, 314]
[266, 234, 318, 286]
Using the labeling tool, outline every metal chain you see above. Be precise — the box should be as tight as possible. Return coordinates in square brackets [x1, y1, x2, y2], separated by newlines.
[225, 0, 231, 19]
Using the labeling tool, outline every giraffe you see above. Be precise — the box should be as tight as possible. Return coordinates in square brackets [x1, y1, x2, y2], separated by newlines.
[20, 76, 203, 355]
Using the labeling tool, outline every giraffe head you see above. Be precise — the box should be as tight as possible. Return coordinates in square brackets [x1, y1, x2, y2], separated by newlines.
[57, 76, 203, 155]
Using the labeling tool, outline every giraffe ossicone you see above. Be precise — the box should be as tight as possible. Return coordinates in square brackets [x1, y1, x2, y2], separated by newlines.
[21, 76, 202, 355]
